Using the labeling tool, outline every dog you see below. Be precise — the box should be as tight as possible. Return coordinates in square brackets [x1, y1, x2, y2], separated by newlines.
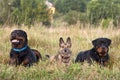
[9, 30, 42, 67]
[75, 38, 111, 66]
[46, 37, 72, 66]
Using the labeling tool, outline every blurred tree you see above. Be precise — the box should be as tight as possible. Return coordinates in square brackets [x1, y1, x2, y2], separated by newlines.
[55, 0, 90, 14]
[54, 0, 90, 25]
[0, 0, 50, 26]
[11, 0, 46, 26]
[0, 0, 14, 25]
[64, 10, 79, 25]
[0, 0, 120, 27]
[87, 0, 120, 26]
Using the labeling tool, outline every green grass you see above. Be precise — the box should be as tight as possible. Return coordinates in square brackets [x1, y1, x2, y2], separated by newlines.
[0, 25, 120, 80]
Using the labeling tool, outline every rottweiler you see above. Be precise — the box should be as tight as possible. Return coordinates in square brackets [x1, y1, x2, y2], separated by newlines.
[46, 37, 72, 66]
[75, 38, 111, 66]
[9, 30, 42, 67]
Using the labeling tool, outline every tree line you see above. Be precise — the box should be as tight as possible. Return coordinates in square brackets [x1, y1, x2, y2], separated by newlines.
[0, 0, 48, 26]
[0, 0, 120, 27]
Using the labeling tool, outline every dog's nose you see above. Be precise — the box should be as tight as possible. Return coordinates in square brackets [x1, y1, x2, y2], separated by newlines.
[63, 48, 69, 53]
[102, 46, 106, 50]
[64, 49, 67, 52]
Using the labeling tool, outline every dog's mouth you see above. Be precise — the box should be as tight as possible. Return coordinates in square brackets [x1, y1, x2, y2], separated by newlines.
[11, 38, 23, 48]
[99, 51, 107, 57]
[61, 55, 70, 59]
[97, 47, 108, 57]
[11, 39, 20, 44]
[61, 55, 71, 63]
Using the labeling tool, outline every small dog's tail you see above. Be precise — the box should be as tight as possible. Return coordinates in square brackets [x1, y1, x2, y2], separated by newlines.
[45, 54, 50, 58]
[45, 54, 55, 62]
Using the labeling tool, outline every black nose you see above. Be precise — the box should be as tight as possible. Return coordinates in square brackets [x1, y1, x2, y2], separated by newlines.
[64, 49, 67, 52]
[102, 46, 106, 49]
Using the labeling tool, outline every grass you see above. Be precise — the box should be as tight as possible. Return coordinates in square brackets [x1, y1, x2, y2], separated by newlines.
[0, 25, 120, 80]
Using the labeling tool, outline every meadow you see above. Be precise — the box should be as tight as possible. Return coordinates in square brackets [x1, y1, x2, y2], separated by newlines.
[0, 24, 120, 80]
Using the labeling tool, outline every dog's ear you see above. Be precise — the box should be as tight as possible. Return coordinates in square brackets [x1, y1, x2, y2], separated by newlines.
[92, 38, 111, 47]
[92, 39, 97, 47]
[22, 30, 28, 43]
[105, 38, 111, 46]
[59, 37, 64, 47]
[66, 37, 72, 47]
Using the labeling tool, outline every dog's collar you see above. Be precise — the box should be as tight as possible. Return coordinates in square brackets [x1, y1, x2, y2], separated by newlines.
[12, 45, 28, 52]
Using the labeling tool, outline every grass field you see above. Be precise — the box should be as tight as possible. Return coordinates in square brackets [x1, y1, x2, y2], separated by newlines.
[0, 25, 120, 80]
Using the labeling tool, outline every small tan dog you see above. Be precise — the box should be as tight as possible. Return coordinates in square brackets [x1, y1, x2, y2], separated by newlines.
[46, 37, 72, 66]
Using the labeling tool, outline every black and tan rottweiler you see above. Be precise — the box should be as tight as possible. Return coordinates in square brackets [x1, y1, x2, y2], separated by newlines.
[9, 30, 42, 67]
[46, 37, 72, 66]
[75, 38, 111, 66]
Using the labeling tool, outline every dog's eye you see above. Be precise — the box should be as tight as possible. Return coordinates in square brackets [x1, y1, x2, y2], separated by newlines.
[19, 39, 23, 41]
[10, 38, 15, 41]
[96, 46, 99, 49]
[61, 45, 65, 48]
[67, 45, 71, 48]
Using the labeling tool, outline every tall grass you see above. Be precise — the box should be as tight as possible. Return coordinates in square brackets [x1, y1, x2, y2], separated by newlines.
[0, 25, 120, 80]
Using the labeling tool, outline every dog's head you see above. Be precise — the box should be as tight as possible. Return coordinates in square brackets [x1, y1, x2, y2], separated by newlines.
[92, 38, 111, 57]
[10, 30, 28, 49]
[59, 37, 72, 63]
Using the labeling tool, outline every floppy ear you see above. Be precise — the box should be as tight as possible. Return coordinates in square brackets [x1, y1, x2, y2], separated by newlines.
[106, 38, 111, 46]
[20, 30, 28, 44]
[92, 39, 97, 47]
[59, 37, 64, 47]
[66, 37, 71, 47]
[22, 30, 28, 43]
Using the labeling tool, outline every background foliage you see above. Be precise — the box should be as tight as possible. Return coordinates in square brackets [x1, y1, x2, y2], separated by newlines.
[0, 0, 120, 27]
[0, 0, 48, 26]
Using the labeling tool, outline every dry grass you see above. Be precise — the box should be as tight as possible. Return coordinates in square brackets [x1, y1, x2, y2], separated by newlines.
[0, 25, 120, 80]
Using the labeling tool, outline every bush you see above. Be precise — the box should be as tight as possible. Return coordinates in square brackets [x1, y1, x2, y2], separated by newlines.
[0, 0, 52, 27]
[79, 13, 88, 24]
[101, 19, 111, 28]
[87, 0, 120, 26]
[64, 11, 79, 25]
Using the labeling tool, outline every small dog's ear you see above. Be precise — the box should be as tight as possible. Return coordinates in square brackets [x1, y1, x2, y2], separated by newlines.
[106, 38, 111, 46]
[66, 37, 72, 47]
[59, 37, 64, 47]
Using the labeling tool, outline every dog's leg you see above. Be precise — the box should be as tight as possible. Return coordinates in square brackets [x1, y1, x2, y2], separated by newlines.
[22, 58, 31, 67]
[9, 58, 16, 65]
[103, 61, 108, 66]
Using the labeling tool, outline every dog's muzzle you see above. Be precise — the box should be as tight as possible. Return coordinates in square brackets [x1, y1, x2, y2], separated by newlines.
[61, 56, 70, 63]
[60, 51, 71, 63]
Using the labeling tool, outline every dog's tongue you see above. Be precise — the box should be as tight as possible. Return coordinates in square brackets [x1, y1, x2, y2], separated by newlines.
[11, 39, 19, 43]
